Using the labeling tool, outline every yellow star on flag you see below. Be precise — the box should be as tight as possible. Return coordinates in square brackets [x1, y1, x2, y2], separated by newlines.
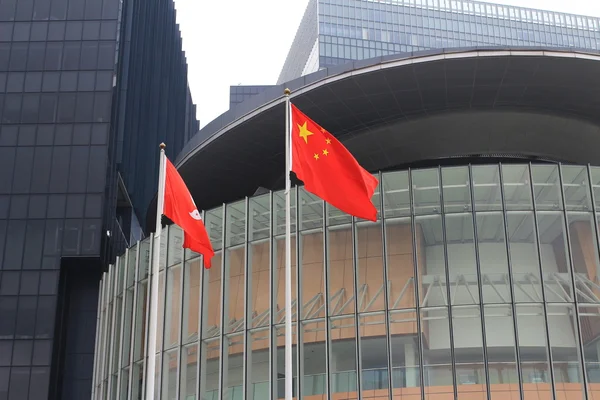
[322, 149, 329, 156]
[297, 121, 314, 144]
[325, 138, 331, 145]
[313, 153, 319, 160]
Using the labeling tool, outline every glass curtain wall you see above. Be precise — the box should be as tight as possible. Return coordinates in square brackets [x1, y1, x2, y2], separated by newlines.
[93, 162, 600, 400]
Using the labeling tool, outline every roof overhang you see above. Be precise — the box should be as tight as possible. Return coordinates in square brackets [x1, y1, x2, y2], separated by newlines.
[148, 48, 600, 228]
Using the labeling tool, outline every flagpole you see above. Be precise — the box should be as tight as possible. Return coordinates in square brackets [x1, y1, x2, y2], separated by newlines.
[283, 88, 293, 400]
[145, 143, 167, 400]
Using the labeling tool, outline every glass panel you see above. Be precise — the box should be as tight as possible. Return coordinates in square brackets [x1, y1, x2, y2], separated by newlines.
[274, 234, 297, 323]
[359, 313, 390, 397]
[153, 353, 161, 400]
[537, 211, 573, 302]
[223, 333, 244, 399]
[453, 305, 486, 400]
[119, 367, 129, 400]
[531, 165, 563, 211]
[248, 328, 270, 400]
[138, 238, 150, 281]
[472, 165, 502, 211]
[416, 215, 447, 307]
[156, 271, 165, 352]
[200, 338, 221, 400]
[223, 245, 245, 334]
[163, 265, 182, 349]
[180, 344, 198, 400]
[546, 304, 585, 396]
[201, 251, 222, 339]
[383, 170, 410, 218]
[330, 316, 357, 396]
[275, 324, 298, 399]
[206, 207, 224, 252]
[386, 218, 416, 310]
[389, 309, 421, 395]
[161, 349, 178, 400]
[412, 168, 441, 215]
[442, 166, 471, 213]
[446, 213, 479, 305]
[249, 239, 270, 329]
[515, 304, 552, 396]
[562, 165, 592, 211]
[121, 284, 134, 367]
[567, 212, 600, 304]
[301, 320, 327, 397]
[506, 212, 544, 303]
[131, 361, 144, 400]
[578, 304, 600, 396]
[300, 229, 324, 320]
[299, 188, 323, 232]
[327, 224, 354, 316]
[357, 221, 384, 312]
[590, 166, 600, 212]
[274, 188, 296, 236]
[476, 212, 510, 304]
[483, 305, 519, 400]
[225, 200, 246, 248]
[167, 225, 183, 267]
[132, 280, 148, 362]
[126, 244, 137, 288]
[501, 164, 532, 210]
[421, 307, 454, 398]
[182, 257, 201, 345]
[249, 193, 270, 242]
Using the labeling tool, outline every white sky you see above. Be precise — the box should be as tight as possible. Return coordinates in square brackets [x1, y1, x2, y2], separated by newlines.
[173, 0, 600, 128]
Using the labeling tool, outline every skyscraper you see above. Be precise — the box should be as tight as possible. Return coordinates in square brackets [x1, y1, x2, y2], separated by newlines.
[278, 0, 600, 83]
[0, 0, 198, 397]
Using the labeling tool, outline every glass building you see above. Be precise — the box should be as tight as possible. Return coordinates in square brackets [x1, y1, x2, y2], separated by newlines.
[278, 0, 600, 83]
[0, 0, 198, 397]
[94, 162, 600, 400]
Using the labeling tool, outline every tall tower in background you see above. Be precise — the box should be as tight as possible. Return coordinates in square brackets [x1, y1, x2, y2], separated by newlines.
[0, 0, 198, 397]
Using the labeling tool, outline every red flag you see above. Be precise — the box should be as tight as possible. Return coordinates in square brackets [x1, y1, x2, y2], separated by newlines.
[163, 158, 215, 268]
[290, 104, 378, 221]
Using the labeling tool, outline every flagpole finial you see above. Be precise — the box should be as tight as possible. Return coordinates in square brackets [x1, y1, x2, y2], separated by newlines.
[284, 88, 291, 96]
[159, 143, 166, 150]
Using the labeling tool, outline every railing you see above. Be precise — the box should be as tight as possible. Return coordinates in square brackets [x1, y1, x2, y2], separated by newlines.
[202, 362, 598, 399]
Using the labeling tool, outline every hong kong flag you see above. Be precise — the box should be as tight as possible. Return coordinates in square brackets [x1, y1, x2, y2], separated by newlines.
[163, 158, 214, 268]
[290, 104, 379, 221]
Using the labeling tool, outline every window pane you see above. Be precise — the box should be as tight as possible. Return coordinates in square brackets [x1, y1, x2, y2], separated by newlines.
[502, 164, 532, 210]
[300, 228, 324, 320]
[357, 221, 384, 312]
[484, 304, 519, 400]
[300, 320, 326, 397]
[590, 167, 600, 212]
[442, 166, 471, 213]
[223, 333, 244, 399]
[390, 310, 421, 394]
[412, 168, 441, 215]
[182, 257, 201, 344]
[330, 316, 357, 395]
[386, 218, 416, 310]
[248, 328, 270, 400]
[161, 350, 178, 400]
[132, 280, 147, 362]
[417, 215, 447, 307]
[359, 313, 390, 396]
[446, 213, 479, 305]
[327, 225, 353, 316]
[567, 212, 600, 304]
[180, 344, 198, 400]
[421, 307, 454, 397]
[224, 201, 246, 335]
[536, 211, 573, 302]
[547, 304, 585, 396]
[163, 265, 181, 349]
[383, 170, 410, 218]
[472, 165, 502, 211]
[561, 165, 592, 211]
[506, 212, 544, 303]
[453, 305, 486, 399]
[532, 165, 563, 210]
[475, 212, 511, 304]
[578, 304, 600, 396]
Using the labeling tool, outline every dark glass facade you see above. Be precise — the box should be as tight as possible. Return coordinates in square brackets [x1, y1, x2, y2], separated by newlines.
[278, 0, 600, 83]
[0, 0, 197, 398]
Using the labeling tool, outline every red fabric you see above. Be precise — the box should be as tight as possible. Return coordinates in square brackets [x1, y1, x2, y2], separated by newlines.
[291, 104, 379, 222]
[163, 158, 214, 268]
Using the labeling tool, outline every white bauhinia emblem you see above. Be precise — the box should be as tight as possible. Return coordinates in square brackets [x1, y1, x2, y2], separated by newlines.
[189, 194, 202, 220]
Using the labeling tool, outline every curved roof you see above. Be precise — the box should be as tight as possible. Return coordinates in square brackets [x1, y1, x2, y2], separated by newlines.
[165, 47, 600, 225]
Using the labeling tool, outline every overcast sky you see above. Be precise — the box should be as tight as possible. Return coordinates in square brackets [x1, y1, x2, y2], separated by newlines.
[173, 0, 600, 128]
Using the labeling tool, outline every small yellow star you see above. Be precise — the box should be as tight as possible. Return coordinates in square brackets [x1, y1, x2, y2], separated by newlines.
[297, 121, 314, 144]
[325, 138, 331, 145]
[322, 149, 329, 156]
[320, 127, 326, 133]
[313, 153, 319, 160]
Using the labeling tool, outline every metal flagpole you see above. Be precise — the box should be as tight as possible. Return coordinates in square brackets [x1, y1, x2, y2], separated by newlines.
[283, 88, 293, 400]
[145, 143, 167, 399]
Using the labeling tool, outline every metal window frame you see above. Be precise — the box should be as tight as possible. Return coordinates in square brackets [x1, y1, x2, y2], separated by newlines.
[126, 241, 142, 400]
[115, 248, 131, 397]
[242, 196, 250, 400]
[322, 198, 332, 399]
[91, 276, 105, 399]
[218, 204, 227, 400]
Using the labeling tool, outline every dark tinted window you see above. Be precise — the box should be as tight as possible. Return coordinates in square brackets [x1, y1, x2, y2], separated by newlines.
[35, 296, 55, 338]
[19, 272, 39, 295]
[9, 43, 27, 71]
[36, 125, 53, 145]
[78, 71, 95, 91]
[54, 124, 71, 145]
[24, 72, 42, 92]
[62, 42, 80, 69]
[23, 220, 44, 269]
[68, 146, 89, 191]
[59, 71, 77, 91]
[46, 195, 65, 218]
[90, 123, 107, 145]
[57, 93, 76, 122]
[87, 145, 106, 191]
[4, 220, 26, 269]
[26, 42, 44, 71]
[30, 147, 52, 192]
[28, 195, 47, 218]
[33, 0, 51, 21]
[30, 22, 47, 41]
[15, 0, 34, 21]
[47, 21, 65, 41]
[13, 147, 34, 193]
[0, 23, 13, 41]
[97, 41, 115, 69]
[66, 194, 84, 217]
[72, 123, 91, 145]
[20, 94, 40, 123]
[95, 70, 111, 90]
[100, 21, 117, 40]
[11, 341, 32, 366]
[15, 297, 37, 338]
[6, 72, 24, 92]
[49, 0, 67, 20]
[79, 42, 97, 70]
[41, 72, 58, 92]
[2, 93, 21, 123]
[65, 21, 82, 40]
[44, 42, 62, 71]
[48, 146, 70, 192]
[82, 21, 100, 40]
[0, 43, 9, 71]
[0, 126, 18, 146]
[0, 297, 17, 339]
[0, 272, 20, 295]
[93, 92, 111, 122]
[0, 147, 16, 192]
[75, 92, 93, 122]
[102, 0, 119, 19]
[13, 22, 30, 41]
[9, 195, 27, 218]
[84, 0, 102, 19]
[67, 0, 84, 20]
[18, 125, 36, 146]
[38, 93, 57, 122]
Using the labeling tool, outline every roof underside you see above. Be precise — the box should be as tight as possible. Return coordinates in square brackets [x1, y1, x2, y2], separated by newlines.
[149, 48, 600, 228]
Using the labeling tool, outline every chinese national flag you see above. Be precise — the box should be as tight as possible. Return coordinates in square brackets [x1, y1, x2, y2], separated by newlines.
[163, 158, 215, 268]
[290, 104, 379, 221]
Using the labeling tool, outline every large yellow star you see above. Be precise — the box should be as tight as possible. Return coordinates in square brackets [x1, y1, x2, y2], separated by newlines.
[297, 121, 314, 144]
[322, 149, 329, 156]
